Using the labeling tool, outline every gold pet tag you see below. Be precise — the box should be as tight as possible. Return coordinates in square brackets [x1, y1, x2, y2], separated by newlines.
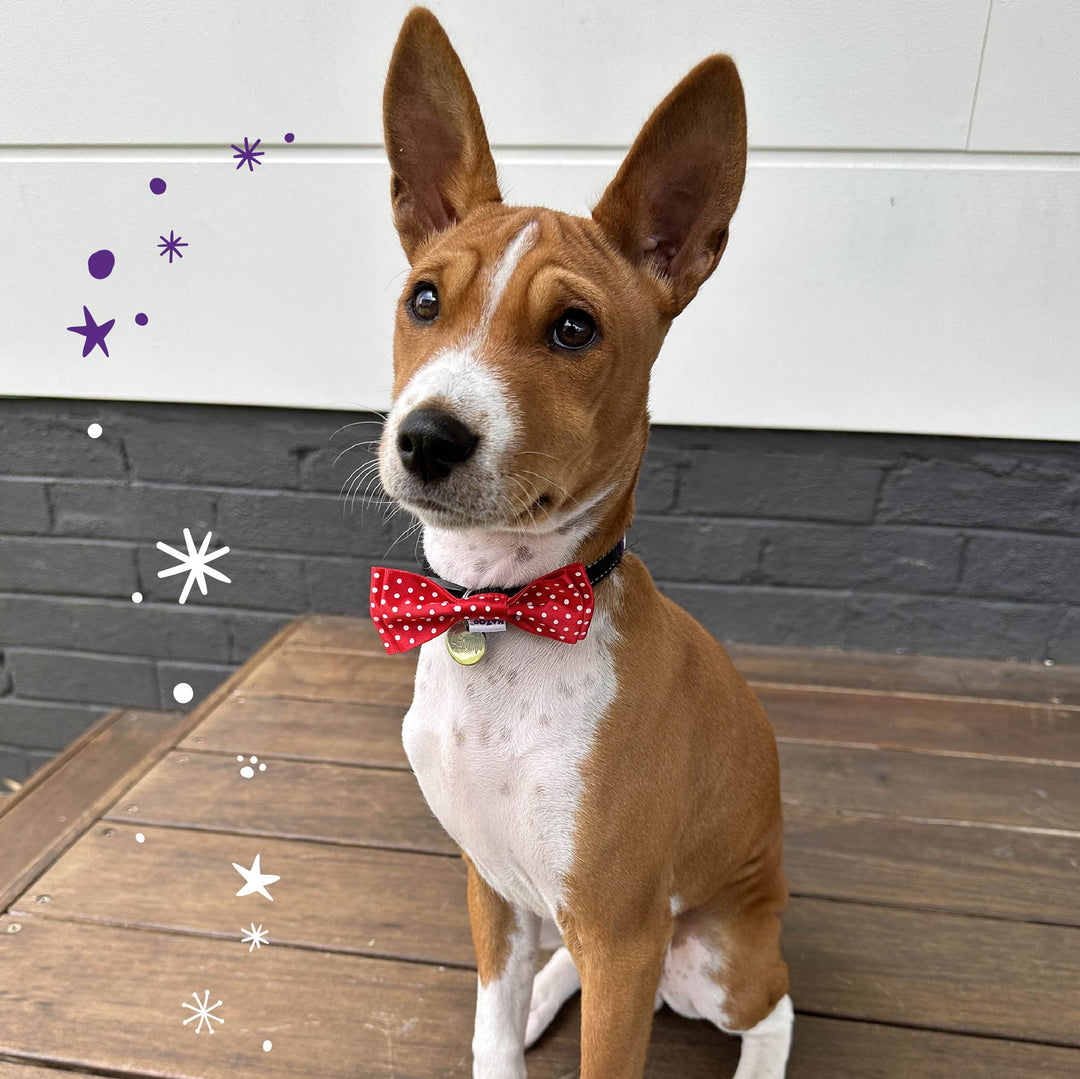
[446, 622, 486, 665]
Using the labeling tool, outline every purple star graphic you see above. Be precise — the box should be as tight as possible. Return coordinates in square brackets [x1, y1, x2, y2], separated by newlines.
[231, 136, 264, 172]
[67, 306, 115, 358]
[158, 230, 188, 263]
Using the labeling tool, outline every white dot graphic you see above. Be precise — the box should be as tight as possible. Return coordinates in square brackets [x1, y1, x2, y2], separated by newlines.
[240, 766, 255, 779]
[131, 592, 143, 603]
[172, 682, 194, 705]
[87, 423, 103, 439]
[262, 1040, 273, 1052]
[135, 832, 145, 844]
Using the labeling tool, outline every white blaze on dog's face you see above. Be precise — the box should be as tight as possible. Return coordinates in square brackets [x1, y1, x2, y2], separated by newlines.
[379, 8, 746, 537]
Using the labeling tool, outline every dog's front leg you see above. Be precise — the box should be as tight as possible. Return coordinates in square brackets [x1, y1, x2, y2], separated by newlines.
[563, 909, 671, 1079]
[465, 855, 541, 1079]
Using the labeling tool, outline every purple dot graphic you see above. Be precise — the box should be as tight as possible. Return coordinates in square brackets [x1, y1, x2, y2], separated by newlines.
[284, 132, 295, 143]
[149, 177, 167, 195]
[135, 313, 149, 326]
[87, 249, 115, 280]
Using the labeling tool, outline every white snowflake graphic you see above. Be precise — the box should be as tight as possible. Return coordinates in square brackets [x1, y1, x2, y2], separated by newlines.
[241, 923, 269, 952]
[156, 528, 231, 604]
[181, 989, 224, 1034]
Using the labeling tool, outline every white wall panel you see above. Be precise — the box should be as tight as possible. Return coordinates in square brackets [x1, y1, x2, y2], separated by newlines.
[3, 152, 1079, 440]
[968, 0, 1080, 152]
[0, 0, 989, 150]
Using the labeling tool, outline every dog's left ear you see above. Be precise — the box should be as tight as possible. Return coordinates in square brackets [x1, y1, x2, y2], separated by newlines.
[592, 55, 747, 316]
[383, 7, 502, 261]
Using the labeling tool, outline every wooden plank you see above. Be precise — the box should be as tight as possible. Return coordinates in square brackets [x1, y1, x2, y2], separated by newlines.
[288, 614, 385, 653]
[729, 642, 1080, 708]
[238, 639, 1080, 717]
[21, 808, 1077, 975]
[784, 896, 1080, 1046]
[0, 709, 189, 913]
[181, 682, 1080, 772]
[13, 822, 473, 967]
[784, 805, 1080, 926]
[779, 741, 1080, 833]
[0, 1067, 106, 1078]
[764, 686, 1080, 765]
[102, 751, 456, 854]
[179, 693, 409, 769]
[18, 805, 1080, 977]
[283, 616, 1080, 707]
[236, 647, 415, 706]
[2, 915, 1078, 1077]
[103, 743, 1079, 865]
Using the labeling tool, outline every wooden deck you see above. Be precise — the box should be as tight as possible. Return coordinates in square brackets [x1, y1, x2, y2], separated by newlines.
[1, 614, 1079, 1077]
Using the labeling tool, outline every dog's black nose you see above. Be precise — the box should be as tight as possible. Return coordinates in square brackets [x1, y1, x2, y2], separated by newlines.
[397, 408, 479, 482]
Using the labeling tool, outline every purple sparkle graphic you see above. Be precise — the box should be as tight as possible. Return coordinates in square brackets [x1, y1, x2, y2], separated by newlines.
[231, 136, 264, 171]
[87, 249, 115, 280]
[158, 230, 188, 263]
[284, 132, 295, 143]
[135, 312, 149, 326]
[67, 306, 115, 357]
[149, 177, 167, 195]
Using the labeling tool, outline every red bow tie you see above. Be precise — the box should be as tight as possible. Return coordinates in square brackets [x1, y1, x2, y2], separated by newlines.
[369, 564, 595, 655]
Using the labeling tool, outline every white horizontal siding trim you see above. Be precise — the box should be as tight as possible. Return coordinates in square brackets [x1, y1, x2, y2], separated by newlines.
[2, 153, 1078, 440]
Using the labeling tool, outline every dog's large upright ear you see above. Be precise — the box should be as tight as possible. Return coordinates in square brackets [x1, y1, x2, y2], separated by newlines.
[592, 56, 747, 316]
[383, 7, 502, 260]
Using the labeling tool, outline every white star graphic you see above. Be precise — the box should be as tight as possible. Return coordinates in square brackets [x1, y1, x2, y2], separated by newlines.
[157, 528, 231, 604]
[232, 854, 279, 901]
[241, 922, 270, 952]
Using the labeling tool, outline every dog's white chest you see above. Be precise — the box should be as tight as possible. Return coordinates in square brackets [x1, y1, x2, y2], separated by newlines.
[402, 618, 616, 917]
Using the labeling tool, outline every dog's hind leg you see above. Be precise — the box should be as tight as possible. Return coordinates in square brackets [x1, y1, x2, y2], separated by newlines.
[524, 945, 580, 1048]
[732, 994, 793, 1079]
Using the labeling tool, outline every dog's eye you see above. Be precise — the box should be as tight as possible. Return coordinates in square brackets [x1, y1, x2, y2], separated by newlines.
[552, 308, 597, 351]
[408, 282, 440, 322]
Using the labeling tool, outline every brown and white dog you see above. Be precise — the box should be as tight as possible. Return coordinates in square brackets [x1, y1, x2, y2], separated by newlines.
[375, 9, 791, 1077]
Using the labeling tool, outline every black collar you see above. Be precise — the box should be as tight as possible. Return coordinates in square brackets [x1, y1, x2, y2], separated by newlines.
[420, 537, 625, 599]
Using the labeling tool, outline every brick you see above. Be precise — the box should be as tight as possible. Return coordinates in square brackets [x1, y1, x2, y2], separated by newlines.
[658, 583, 851, 648]
[157, 661, 236, 711]
[961, 533, 1080, 604]
[0, 404, 126, 478]
[0, 479, 50, 533]
[225, 612, 294, 663]
[122, 405, 340, 490]
[633, 517, 760, 583]
[1047, 609, 1080, 665]
[0, 698, 109, 749]
[0, 536, 137, 597]
[678, 451, 883, 523]
[302, 556, 423, 617]
[636, 448, 679, 513]
[0, 595, 231, 662]
[51, 482, 214, 542]
[0, 745, 53, 785]
[878, 457, 1080, 535]
[5, 649, 159, 708]
[298, 418, 385, 494]
[136, 546, 306, 611]
[216, 489, 405, 557]
[761, 524, 962, 594]
[842, 595, 1061, 660]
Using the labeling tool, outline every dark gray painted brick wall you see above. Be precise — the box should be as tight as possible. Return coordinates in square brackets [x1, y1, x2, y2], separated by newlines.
[1, 397, 1078, 788]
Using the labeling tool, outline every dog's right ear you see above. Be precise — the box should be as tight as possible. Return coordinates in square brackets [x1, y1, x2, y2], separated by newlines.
[383, 7, 502, 260]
